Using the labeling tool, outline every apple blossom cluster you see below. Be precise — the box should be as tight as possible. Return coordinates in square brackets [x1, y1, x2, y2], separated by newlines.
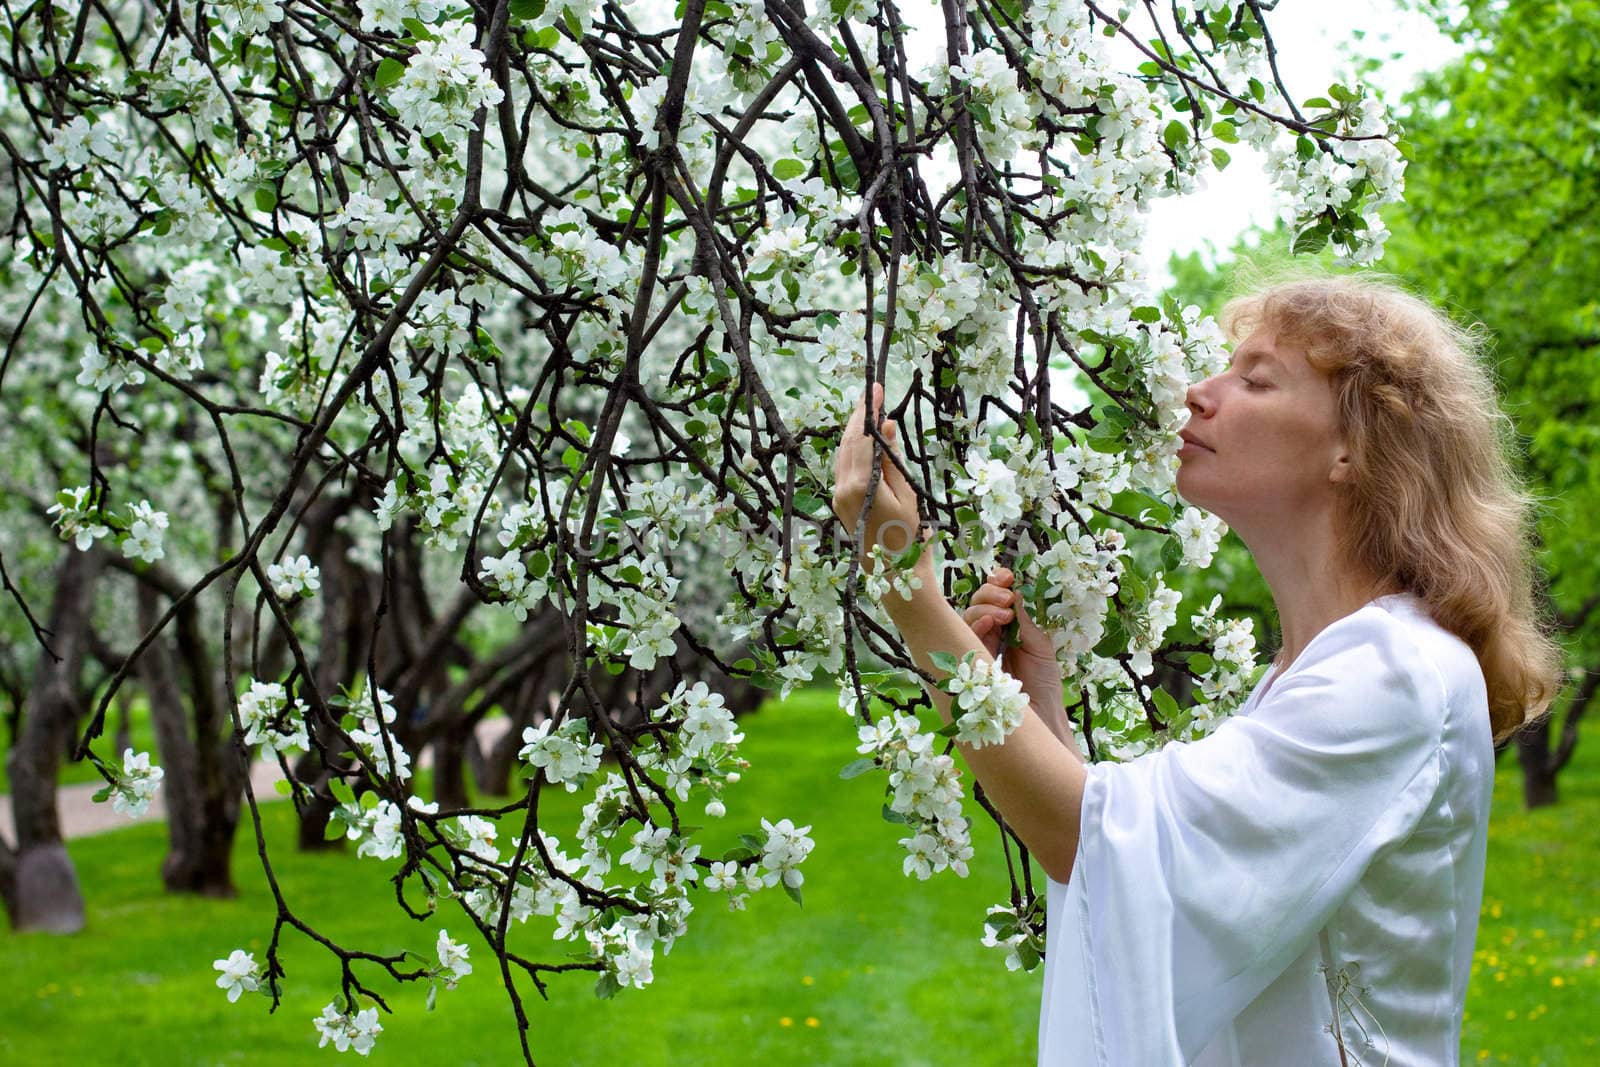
[46, 488, 167, 563]
[341, 684, 412, 781]
[1187, 594, 1262, 717]
[941, 653, 1032, 748]
[1171, 507, 1229, 568]
[518, 717, 605, 792]
[265, 555, 321, 601]
[314, 1002, 383, 1056]
[853, 711, 975, 880]
[1264, 93, 1407, 266]
[981, 898, 1048, 973]
[106, 748, 165, 819]
[237, 680, 310, 759]
[384, 21, 507, 139]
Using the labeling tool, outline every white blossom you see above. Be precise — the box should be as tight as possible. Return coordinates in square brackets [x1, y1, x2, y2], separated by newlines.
[213, 949, 262, 1002]
[109, 748, 164, 819]
[434, 929, 472, 989]
[265, 555, 321, 600]
[313, 1002, 383, 1056]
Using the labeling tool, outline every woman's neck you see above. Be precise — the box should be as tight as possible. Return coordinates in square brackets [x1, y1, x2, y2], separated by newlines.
[1241, 516, 1391, 675]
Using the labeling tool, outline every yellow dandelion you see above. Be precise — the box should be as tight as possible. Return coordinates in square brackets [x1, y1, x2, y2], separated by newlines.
[1476, 1050, 1490, 1062]
[780, 1017, 793, 1028]
[1551, 976, 1566, 988]
[801, 976, 815, 986]
[805, 1017, 820, 1028]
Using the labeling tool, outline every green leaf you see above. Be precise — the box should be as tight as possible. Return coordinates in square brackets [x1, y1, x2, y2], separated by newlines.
[782, 881, 803, 907]
[1016, 942, 1042, 972]
[1210, 121, 1239, 144]
[376, 57, 406, 87]
[771, 158, 806, 181]
[92, 785, 114, 804]
[893, 538, 924, 570]
[329, 778, 356, 806]
[509, 0, 545, 19]
[274, 778, 293, 797]
[881, 803, 909, 825]
[1160, 536, 1184, 572]
[1162, 119, 1190, 150]
[1210, 147, 1231, 171]
[594, 972, 621, 1000]
[254, 187, 277, 213]
[426, 982, 438, 1011]
[839, 757, 877, 779]
[927, 650, 961, 675]
[1291, 221, 1332, 255]
[1151, 687, 1181, 721]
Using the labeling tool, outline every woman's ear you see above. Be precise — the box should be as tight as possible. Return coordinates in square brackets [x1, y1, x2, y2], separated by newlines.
[1328, 444, 1354, 485]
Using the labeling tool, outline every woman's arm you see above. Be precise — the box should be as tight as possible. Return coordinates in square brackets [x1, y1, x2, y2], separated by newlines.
[830, 386, 1087, 882]
[884, 556, 1088, 884]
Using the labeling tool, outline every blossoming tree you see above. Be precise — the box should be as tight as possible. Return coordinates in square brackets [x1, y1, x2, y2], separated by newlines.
[0, 0, 1403, 1058]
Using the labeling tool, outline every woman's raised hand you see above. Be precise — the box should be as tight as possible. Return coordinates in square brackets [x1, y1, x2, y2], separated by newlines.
[964, 567, 1064, 711]
[829, 383, 923, 569]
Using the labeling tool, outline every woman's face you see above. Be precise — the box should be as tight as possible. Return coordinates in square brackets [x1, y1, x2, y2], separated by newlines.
[1175, 327, 1351, 530]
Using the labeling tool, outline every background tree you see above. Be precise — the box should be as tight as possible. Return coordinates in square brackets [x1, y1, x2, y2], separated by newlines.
[1381, 0, 1597, 806]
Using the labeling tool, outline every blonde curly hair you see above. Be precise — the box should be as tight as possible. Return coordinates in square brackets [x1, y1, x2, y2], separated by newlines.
[1223, 275, 1562, 741]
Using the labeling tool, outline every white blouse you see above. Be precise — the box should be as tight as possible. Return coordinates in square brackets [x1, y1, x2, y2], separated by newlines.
[1039, 593, 1495, 1066]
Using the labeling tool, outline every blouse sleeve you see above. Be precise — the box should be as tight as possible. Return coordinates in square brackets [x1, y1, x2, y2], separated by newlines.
[1038, 609, 1448, 1066]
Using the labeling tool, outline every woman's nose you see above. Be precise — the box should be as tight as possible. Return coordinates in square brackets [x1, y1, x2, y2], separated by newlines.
[1185, 376, 1216, 418]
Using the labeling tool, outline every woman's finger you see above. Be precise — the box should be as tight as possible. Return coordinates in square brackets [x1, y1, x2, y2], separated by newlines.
[964, 605, 1014, 628]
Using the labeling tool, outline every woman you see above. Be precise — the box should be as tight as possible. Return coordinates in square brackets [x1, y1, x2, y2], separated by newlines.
[829, 276, 1561, 1066]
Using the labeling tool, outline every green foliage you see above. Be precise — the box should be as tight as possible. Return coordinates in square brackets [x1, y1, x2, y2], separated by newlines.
[1383, 0, 1600, 660]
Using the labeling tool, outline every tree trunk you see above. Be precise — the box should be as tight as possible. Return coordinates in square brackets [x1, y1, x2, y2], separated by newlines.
[135, 585, 243, 896]
[1516, 666, 1595, 810]
[1516, 721, 1559, 808]
[432, 720, 471, 811]
[2, 548, 103, 932]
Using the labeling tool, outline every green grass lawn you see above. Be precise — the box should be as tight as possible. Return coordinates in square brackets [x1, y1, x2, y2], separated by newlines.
[1, 689, 1041, 1065]
[1460, 715, 1600, 1066]
[2, 688, 1595, 1065]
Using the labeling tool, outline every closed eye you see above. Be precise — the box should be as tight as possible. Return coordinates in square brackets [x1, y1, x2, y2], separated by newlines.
[1239, 375, 1265, 390]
